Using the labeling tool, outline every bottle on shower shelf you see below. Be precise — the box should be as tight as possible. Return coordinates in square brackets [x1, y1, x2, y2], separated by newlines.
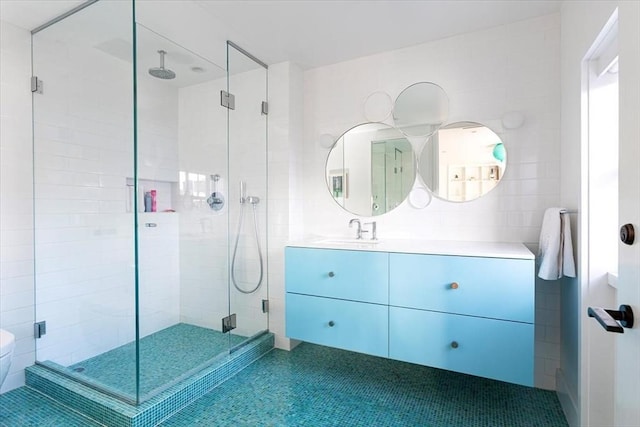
[144, 191, 152, 212]
[151, 189, 157, 212]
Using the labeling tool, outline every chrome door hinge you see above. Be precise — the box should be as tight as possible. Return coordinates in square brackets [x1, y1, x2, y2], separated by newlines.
[34, 321, 47, 338]
[222, 313, 237, 333]
[261, 101, 268, 116]
[261, 299, 269, 313]
[221, 90, 235, 110]
[31, 76, 43, 94]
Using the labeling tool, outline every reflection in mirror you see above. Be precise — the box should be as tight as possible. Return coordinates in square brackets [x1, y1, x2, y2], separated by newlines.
[420, 122, 506, 202]
[393, 82, 449, 137]
[326, 123, 415, 216]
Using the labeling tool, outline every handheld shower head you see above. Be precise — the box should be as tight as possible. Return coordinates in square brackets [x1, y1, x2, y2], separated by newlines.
[149, 50, 176, 80]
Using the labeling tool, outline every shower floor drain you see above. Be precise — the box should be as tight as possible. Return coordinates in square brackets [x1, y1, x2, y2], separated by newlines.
[73, 367, 85, 373]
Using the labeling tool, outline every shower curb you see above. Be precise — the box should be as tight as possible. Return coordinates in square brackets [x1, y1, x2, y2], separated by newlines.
[25, 332, 274, 427]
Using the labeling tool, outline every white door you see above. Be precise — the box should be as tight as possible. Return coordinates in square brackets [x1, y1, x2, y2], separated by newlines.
[615, 1, 640, 424]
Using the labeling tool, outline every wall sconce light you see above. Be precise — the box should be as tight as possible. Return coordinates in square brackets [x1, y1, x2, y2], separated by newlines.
[318, 133, 335, 149]
[501, 111, 525, 129]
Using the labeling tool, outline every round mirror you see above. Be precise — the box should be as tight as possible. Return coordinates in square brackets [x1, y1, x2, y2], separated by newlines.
[326, 122, 416, 216]
[393, 82, 449, 137]
[419, 121, 506, 202]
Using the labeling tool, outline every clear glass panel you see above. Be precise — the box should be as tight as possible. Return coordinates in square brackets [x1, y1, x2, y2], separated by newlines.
[227, 44, 268, 346]
[135, 24, 228, 402]
[32, 0, 137, 402]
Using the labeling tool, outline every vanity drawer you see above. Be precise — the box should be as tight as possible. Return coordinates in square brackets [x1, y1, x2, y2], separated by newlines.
[389, 307, 533, 386]
[389, 253, 534, 323]
[286, 293, 389, 357]
[285, 247, 388, 304]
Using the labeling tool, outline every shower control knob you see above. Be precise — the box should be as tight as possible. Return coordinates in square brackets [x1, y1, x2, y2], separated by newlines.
[450, 341, 459, 349]
[328, 321, 335, 327]
[328, 271, 335, 278]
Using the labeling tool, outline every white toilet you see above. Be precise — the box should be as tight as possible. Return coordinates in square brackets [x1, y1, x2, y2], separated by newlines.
[0, 329, 15, 388]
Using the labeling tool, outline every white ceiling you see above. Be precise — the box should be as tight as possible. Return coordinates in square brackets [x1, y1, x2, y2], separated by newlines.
[1, 0, 562, 69]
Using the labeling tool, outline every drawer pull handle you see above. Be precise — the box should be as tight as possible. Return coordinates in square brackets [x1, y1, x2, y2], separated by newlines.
[450, 341, 459, 349]
[328, 271, 335, 278]
[450, 282, 459, 290]
[328, 321, 335, 327]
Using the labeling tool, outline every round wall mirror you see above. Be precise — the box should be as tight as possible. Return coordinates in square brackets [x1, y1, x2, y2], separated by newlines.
[393, 82, 449, 137]
[326, 122, 416, 216]
[419, 121, 506, 202]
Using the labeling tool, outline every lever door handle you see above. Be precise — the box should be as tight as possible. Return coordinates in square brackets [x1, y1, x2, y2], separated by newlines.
[587, 305, 634, 333]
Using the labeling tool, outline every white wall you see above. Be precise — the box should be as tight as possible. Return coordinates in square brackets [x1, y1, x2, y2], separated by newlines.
[303, 14, 562, 390]
[0, 20, 36, 394]
[267, 61, 305, 350]
[558, 1, 620, 426]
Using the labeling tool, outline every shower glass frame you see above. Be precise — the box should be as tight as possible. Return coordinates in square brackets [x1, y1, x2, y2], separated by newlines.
[30, 0, 269, 405]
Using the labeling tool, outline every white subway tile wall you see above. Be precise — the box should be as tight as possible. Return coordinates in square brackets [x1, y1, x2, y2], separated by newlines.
[0, 21, 35, 393]
[0, 21, 36, 393]
[302, 14, 562, 389]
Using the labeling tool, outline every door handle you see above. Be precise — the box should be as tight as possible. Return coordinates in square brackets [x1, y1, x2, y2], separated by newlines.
[587, 305, 634, 333]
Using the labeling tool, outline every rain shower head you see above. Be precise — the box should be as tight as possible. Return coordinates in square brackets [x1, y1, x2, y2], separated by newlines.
[148, 50, 176, 80]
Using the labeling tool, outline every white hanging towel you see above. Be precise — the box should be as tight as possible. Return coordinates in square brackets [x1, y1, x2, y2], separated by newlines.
[538, 207, 576, 280]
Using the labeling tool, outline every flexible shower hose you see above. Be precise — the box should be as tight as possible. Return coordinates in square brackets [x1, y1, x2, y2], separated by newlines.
[231, 200, 264, 294]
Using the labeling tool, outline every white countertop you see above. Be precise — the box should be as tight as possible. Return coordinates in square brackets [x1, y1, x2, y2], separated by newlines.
[287, 238, 535, 260]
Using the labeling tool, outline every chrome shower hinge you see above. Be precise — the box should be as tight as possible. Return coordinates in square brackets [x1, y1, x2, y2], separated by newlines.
[34, 321, 47, 338]
[220, 90, 235, 110]
[261, 101, 268, 115]
[222, 313, 237, 333]
[261, 299, 269, 313]
[31, 76, 43, 94]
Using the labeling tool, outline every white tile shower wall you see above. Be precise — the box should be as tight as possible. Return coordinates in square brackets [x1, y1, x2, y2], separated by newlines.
[30, 29, 180, 368]
[177, 78, 229, 331]
[0, 20, 36, 393]
[302, 14, 561, 389]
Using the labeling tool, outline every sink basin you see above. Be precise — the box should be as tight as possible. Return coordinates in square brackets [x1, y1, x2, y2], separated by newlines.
[316, 238, 380, 245]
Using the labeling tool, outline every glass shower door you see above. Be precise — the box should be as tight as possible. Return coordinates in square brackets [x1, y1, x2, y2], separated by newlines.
[135, 24, 230, 402]
[226, 43, 269, 346]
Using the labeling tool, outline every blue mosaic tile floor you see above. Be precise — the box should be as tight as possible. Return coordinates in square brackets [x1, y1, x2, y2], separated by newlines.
[0, 387, 102, 427]
[1, 342, 568, 427]
[48, 323, 246, 398]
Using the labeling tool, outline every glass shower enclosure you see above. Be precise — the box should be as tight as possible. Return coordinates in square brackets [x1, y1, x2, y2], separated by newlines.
[30, 0, 268, 404]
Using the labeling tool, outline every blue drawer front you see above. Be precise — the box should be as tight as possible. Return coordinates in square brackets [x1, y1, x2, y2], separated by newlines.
[389, 307, 533, 386]
[286, 293, 389, 357]
[285, 247, 389, 304]
[389, 253, 534, 323]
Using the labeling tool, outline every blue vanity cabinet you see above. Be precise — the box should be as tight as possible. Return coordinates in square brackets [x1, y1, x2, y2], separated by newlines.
[389, 253, 534, 323]
[285, 246, 389, 356]
[285, 244, 535, 387]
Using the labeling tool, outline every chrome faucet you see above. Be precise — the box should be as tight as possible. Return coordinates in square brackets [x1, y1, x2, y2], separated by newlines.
[349, 218, 364, 239]
[364, 221, 377, 240]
